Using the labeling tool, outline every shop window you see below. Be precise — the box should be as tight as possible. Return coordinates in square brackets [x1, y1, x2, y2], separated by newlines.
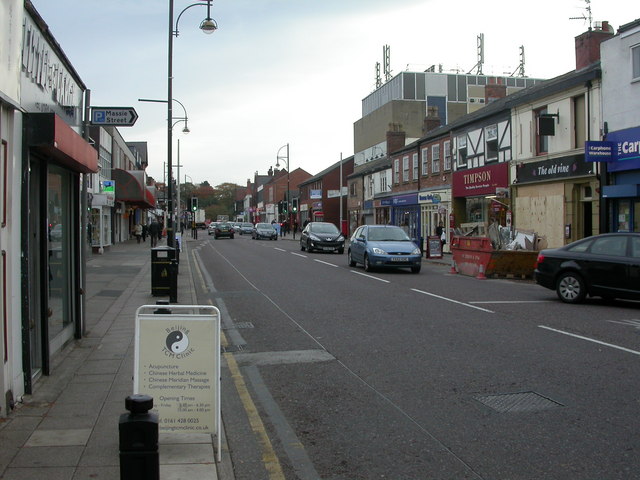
[573, 95, 586, 149]
[350, 182, 356, 196]
[431, 144, 440, 174]
[457, 135, 467, 167]
[412, 153, 418, 180]
[633, 44, 640, 81]
[402, 156, 409, 182]
[535, 107, 549, 155]
[421, 147, 429, 175]
[485, 125, 498, 162]
[443, 140, 451, 171]
[380, 174, 388, 192]
[2, 140, 7, 227]
[393, 158, 399, 185]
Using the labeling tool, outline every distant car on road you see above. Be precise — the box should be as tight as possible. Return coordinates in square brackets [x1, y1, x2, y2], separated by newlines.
[300, 222, 345, 254]
[210, 222, 234, 239]
[238, 222, 254, 235]
[534, 233, 640, 303]
[252, 223, 277, 240]
[348, 225, 422, 273]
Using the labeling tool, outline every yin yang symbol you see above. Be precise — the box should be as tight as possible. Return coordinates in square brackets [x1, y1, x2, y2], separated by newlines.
[166, 330, 189, 353]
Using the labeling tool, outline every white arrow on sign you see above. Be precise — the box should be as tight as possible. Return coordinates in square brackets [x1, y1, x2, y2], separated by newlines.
[90, 107, 139, 126]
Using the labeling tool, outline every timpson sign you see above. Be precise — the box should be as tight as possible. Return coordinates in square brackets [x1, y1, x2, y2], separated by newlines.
[452, 163, 508, 197]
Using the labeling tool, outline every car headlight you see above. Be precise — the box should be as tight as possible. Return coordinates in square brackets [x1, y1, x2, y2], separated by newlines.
[309, 234, 321, 241]
[372, 247, 387, 254]
[337, 235, 344, 241]
[411, 248, 421, 255]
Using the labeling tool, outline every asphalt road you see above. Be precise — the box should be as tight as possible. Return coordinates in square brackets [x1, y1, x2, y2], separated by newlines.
[189, 233, 640, 480]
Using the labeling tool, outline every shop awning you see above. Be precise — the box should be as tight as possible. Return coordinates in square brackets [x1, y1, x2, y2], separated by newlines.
[112, 168, 156, 208]
[26, 113, 98, 174]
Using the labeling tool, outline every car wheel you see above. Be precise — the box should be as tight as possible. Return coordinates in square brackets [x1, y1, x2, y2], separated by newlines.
[214, 235, 218, 239]
[274, 236, 277, 241]
[307, 241, 313, 253]
[411, 265, 421, 274]
[556, 271, 586, 304]
[231, 235, 234, 239]
[348, 250, 356, 267]
[363, 254, 372, 272]
[300, 242, 306, 251]
[337, 248, 344, 255]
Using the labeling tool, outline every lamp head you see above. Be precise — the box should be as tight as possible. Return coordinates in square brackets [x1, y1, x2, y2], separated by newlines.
[200, 18, 218, 34]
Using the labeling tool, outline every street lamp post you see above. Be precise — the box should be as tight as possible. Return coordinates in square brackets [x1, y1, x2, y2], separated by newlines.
[166, 0, 216, 247]
[276, 143, 290, 226]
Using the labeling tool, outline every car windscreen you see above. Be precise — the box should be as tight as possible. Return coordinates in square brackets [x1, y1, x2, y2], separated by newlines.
[256, 224, 273, 229]
[368, 227, 410, 241]
[310, 223, 339, 234]
[242, 223, 253, 227]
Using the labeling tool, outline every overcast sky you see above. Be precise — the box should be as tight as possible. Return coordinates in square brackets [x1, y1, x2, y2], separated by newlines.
[30, 0, 635, 187]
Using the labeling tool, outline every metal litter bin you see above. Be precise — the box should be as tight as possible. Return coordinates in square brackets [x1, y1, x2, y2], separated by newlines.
[151, 246, 177, 302]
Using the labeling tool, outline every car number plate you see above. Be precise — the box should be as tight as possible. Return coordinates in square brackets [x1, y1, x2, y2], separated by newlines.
[391, 257, 405, 262]
[322, 247, 334, 251]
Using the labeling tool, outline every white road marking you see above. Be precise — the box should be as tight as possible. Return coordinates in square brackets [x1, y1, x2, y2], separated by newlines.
[608, 319, 640, 330]
[470, 300, 553, 304]
[314, 259, 338, 268]
[411, 289, 494, 313]
[350, 270, 390, 283]
[290, 252, 307, 258]
[539, 325, 640, 356]
[274, 247, 286, 252]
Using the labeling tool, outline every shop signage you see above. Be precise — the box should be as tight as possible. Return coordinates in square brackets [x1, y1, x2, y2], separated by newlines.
[453, 163, 508, 197]
[134, 305, 221, 460]
[310, 189, 322, 199]
[515, 155, 593, 184]
[102, 180, 115, 193]
[585, 141, 616, 162]
[381, 193, 417, 206]
[418, 191, 451, 204]
[605, 126, 640, 173]
[312, 201, 322, 209]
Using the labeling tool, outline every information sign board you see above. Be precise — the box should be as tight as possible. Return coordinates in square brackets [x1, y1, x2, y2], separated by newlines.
[134, 305, 221, 461]
[427, 235, 442, 259]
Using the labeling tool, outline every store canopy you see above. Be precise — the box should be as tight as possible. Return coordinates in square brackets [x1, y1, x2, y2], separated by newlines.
[112, 168, 156, 208]
[26, 113, 98, 174]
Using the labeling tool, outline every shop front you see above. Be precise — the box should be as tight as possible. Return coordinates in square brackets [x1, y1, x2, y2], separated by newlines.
[600, 126, 640, 233]
[419, 189, 451, 252]
[24, 113, 98, 386]
[452, 163, 510, 236]
[383, 193, 420, 240]
[513, 155, 597, 247]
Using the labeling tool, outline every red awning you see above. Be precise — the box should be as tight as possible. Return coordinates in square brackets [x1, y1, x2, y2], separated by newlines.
[112, 169, 156, 208]
[27, 113, 98, 174]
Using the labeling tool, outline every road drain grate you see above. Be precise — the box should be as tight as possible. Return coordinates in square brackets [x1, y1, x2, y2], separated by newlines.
[475, 391, 564, 413]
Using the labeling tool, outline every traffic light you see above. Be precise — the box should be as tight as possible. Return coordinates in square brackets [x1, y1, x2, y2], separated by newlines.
[190, 197, 198, 212]
[292, 198, 298, 213]
[277, 201, 283, 214]
[283, 201, 288, 214]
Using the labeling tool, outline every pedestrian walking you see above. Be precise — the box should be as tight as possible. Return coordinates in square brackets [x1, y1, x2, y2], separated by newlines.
[141, 224, 148, 242]
[133, 223, 142, 244]
[149, 220, 160, 247]
[293, 221, 299, 239]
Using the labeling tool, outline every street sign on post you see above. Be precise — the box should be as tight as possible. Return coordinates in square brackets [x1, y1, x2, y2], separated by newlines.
[90, 107, 139, 126]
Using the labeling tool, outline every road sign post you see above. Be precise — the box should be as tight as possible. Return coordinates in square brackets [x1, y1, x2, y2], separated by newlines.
[90, 107, 139, 126]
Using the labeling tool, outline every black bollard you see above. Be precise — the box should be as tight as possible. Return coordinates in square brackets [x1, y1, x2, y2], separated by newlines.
[119, 394, 159, 480]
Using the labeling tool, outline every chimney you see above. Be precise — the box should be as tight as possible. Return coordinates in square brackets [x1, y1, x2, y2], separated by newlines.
[575, 21, 614, 70]
[268, 166, 273, 176]
[386, 123, 406, 154]
[423, 106, 441, 134]
[485, 77, 507, 104]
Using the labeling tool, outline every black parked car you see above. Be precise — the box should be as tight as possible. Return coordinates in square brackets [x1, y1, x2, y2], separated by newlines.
[300, 222, 345, 254]
[252, 223, 278, 240]
[534, 233, 640, 303]
[210, 222, 234, 239]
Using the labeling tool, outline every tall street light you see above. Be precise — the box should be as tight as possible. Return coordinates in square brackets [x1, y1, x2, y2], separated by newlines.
[276, 143, 290, 225]
[166, 0, 217, 247]
[139, 97, 190, 229]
